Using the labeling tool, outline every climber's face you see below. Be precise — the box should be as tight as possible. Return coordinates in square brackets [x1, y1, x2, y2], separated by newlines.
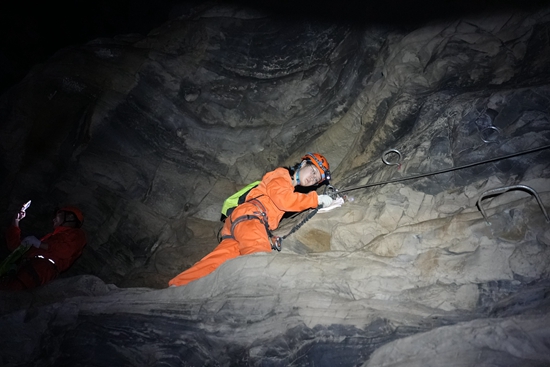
[300, 163, 322, 187]
[52, 211, 65, 228]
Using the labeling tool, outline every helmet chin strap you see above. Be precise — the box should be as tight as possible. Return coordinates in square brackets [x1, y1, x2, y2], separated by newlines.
[60, 211, 68, 226]
[295, 166, 301, 185]
[294, 160, 308, 185]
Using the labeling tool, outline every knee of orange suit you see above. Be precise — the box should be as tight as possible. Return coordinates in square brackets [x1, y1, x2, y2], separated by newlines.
[232, 219, 272, 255]
[200, 238, 240, 262]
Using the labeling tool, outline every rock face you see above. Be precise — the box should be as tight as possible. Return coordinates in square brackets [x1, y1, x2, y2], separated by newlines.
[1, 3, 550, 366]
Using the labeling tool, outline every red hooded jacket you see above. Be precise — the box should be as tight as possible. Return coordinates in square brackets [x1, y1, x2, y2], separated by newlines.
[6, 225, 86, 272]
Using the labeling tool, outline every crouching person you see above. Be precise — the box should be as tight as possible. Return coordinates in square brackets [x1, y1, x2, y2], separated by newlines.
[0, 206, 87, 291]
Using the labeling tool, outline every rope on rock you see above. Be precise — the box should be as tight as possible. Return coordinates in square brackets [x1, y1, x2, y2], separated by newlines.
[281, 207, 320, 240]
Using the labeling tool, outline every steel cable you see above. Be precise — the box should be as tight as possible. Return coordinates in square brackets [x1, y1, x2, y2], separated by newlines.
[336, 143, 550, 194]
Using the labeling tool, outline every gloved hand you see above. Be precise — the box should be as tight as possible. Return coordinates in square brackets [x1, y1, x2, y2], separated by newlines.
[15, 210, 26, 221]
[318, 196, 345, 213]
[317, 194, 333, 208]
[22, 236, 41, 248]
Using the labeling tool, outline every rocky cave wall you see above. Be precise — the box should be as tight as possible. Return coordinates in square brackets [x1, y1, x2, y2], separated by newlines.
[1, 2, 550, 367]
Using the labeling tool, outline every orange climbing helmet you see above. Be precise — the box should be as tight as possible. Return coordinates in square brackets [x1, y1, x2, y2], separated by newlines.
[302, 153, 331, 183]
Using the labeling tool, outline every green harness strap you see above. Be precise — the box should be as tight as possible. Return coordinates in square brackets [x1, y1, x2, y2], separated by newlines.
[0, 245, 30, 277]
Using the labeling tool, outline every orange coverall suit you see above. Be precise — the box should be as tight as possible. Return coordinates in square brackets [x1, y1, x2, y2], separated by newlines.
[0, 225, 87, 290]
[169, 167, 318, 286]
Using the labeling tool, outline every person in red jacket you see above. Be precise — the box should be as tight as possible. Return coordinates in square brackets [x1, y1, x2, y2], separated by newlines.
[0, 206, 87, 290]
[169, 153, 333, 287]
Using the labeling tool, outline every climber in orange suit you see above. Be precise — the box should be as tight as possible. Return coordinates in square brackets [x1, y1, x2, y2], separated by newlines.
[0, 206, 87, 290]
[169, 153, 334, 287]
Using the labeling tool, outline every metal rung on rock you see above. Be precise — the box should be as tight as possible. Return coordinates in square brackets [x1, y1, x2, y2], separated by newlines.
[382, 149, 402, 166]
[476, 184, 550, 225]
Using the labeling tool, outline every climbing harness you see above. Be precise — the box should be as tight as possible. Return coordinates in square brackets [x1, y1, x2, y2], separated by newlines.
[219, 198, 284, 251]
[217, 153, 331, 250]
[218, 198, 325, 251]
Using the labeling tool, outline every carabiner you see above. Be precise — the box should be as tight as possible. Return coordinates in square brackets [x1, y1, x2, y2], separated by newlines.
[270, 236, 282, 251]
[324, 185, 340, 199]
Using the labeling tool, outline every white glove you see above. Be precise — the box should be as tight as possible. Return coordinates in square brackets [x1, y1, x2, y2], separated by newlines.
[22, 236, 41, 248]
[318, 197, 345, 213]
[317, 195, 333, 208]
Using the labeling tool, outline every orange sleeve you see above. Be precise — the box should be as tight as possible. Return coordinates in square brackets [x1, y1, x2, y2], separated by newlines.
[5, 226, 21, 251]
[265, 172, 318, 212]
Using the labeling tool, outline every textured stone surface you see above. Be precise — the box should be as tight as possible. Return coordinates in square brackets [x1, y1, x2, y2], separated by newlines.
[1, 2, 550, 366]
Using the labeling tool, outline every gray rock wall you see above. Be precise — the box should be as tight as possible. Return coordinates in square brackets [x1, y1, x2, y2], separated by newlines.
[1, 3, 550, 366]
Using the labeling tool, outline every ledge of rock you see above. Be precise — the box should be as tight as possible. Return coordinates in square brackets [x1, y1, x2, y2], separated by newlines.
[1, 2, 550, 366]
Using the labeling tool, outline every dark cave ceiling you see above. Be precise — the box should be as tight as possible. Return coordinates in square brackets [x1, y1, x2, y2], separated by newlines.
[1, 0, 548, 94]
